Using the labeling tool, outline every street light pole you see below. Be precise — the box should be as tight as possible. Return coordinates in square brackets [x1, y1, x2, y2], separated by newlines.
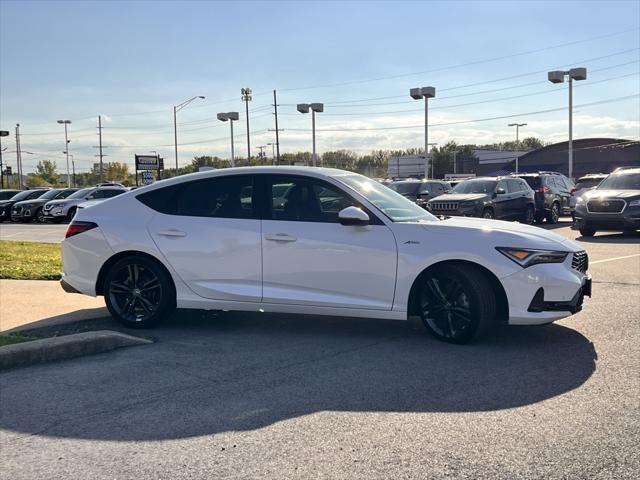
[508, 122, 527, 172]
[297, 103, 324, 167]
[217, 112, 239, 167]
[410, 87, 436, 179]
[0, 130, 8, 189]
[57, 120, 72, 187]
[548, 68, 587, 179]
[241, 88, 252, 160]
[173, 95, 206, 173]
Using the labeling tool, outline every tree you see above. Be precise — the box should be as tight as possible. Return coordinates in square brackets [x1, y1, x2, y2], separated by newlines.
[35, 160, 59, 185]
[25, 174, 50, 188]
[105, 162, 131, 184]
[431, 142, 477, 178]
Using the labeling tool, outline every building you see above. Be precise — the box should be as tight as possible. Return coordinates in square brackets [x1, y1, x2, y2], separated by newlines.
[483, 138, 639, 179]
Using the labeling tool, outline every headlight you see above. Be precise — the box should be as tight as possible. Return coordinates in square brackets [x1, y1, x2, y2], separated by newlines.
[496, 247, 569, 268]
[576, 196, 585, 204]
[629, 199, 640, 207]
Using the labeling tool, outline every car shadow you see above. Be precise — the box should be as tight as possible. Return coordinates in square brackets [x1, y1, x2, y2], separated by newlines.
[576, 231, 640, 243]
[0, 310, 597, 441]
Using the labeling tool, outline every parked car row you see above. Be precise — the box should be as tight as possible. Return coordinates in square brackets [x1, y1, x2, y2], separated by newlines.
[382, 168, 639, 235]
[0, 186, 128, 223]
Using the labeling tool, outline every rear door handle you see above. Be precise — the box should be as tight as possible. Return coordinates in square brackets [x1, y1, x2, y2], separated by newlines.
[157, 229, 187, 237]
[264, 233, 297, 242]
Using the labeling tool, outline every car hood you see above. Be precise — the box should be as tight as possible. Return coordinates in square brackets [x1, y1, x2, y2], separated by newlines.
[13, 198, 48, 207]
[46, 198, 81, 206]
[0, 200, 14, 207]
[429, 193, 488, 202]
[583, 189, 640, 199]
[420, 216, 582, 251]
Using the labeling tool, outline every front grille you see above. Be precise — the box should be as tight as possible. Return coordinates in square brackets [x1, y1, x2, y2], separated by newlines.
[572, 250, 589, 273]
[587, 199, 625, 213]
[431, 201, 459, 211]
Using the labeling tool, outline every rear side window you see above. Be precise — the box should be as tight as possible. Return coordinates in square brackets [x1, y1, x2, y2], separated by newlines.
[138, 176, 255, 219]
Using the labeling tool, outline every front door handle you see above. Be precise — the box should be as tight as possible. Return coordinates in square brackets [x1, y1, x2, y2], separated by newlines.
[157, 229, 187, 237]
[264, 233, 297, 242]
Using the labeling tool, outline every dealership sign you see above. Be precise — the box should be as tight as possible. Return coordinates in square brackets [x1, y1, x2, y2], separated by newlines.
[135, 154, 160, 170]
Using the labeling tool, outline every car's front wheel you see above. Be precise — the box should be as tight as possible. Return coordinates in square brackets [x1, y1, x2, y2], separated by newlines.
[35, 208, 46, 223]
[481, 208, 494, 219]
[66, 207, 77, 222]
[579, 227, 596, 237]
[418, 264, 496, 344]
[104, 255, 175, 328]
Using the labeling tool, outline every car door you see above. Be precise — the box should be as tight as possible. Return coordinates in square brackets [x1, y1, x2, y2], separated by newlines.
[494, 180, 513, 219]
[261, 174, 397, 310]
[506, 179, 528, 217]
[147, 175, 262, 302]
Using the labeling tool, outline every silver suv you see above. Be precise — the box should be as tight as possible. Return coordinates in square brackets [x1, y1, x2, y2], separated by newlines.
[43, 186, 127, 222]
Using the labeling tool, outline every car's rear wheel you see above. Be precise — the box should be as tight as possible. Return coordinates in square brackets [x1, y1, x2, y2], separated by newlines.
[521, 205, 535, 225]
[482, 208, 494, 219]
[418, 264, 496, 344]
[104, 255, 175, 328]
[546, 202, 560, 224]
[579, 227, 596, 237]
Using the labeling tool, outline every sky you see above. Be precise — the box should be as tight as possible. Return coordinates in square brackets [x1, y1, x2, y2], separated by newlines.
[0, 0, 639, 174]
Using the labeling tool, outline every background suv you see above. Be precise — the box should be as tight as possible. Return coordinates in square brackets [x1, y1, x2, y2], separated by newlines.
[0, 189, 49, 222]
[571, 173, 608, 212]
[427, 176, 535, 223]
[512, 172, 574, 224]
[11, 188, 78, 222]
[43, 186, 127, 222]
[573, 167, 640, 237]
[389, 179, 451, 206]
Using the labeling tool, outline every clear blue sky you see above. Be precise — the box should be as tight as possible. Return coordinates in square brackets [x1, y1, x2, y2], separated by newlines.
[1, 0, 639, 173]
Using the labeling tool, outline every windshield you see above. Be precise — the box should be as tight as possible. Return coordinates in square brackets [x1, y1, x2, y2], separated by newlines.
[575, 178, 604, 190]
[10, 190, 42, 201]
[68, 188, 94, 199]
[337, 174, 437, 222]
[451, 180, 497, 194]
[39, 189, 64, 200]
[597, 173, 640, 190]
[389, 182, 421, 196]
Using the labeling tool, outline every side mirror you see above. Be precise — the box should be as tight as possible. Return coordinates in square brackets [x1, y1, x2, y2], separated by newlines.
[495, 187, 506, 195]
[338, 206, 369, 226]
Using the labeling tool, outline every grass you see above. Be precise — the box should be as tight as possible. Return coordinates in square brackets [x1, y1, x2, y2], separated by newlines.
[0, 241, 62, 280]
[0, 333, 40, 347]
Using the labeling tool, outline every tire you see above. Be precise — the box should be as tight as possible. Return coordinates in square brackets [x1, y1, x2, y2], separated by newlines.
[418, 264, 497, 344]
[481, 208, 494, 219]
[579, 227, 596, 237]
[546, 202, 560, 224]
[66, 207, 77, 222]
[103, 255, 175, 328]
[35, 208, 46, 223]
[521, 205, 535, 225]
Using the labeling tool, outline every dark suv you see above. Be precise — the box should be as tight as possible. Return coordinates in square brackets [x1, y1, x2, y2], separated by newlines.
[511, 172, 575, 224]
[389, 179, 451, 207]
[573, 167, 640, 237]
[0, 189, 50, 222]
[427, 176, 535, 223]
[11, 188, 78, 223]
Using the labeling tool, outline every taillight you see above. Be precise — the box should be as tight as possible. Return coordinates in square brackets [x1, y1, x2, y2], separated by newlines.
[65, 221, 98, 238]
[537, 187, 549, 193]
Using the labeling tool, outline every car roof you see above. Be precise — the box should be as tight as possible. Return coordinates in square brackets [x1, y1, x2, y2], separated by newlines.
[612, 167, 640, 175]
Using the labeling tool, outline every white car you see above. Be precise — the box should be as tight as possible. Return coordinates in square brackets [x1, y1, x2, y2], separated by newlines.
[61, 167, 592, 344]
[44, 186, 127, 222]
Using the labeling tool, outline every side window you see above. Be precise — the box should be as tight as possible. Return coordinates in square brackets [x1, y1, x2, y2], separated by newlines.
[175, 176, 254, 219]
[506, 179, 521, 192]
[103, 190, 124, 198]
[497, 180, 509, 193]
[86, 190, 100, 199]
[269, 176, 359, 223]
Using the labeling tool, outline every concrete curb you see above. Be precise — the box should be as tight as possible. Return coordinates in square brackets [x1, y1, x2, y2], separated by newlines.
[0, 330, 153, 370]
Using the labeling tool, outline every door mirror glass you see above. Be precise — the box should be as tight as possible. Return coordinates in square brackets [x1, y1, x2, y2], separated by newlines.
[495, 187, 506, 195]
[338, 206, 369, 226]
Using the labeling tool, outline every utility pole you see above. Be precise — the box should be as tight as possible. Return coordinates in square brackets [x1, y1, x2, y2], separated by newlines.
[273, 90, 280, 163]
[15, 124, 23, 189]
[0, 130, 8, 189]
[241, 88, 252, 160]
[257, 145, 266, 160]
[98, 115, 104, 182]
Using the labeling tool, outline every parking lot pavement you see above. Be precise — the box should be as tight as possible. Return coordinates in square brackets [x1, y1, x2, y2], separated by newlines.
[0, 223, 68, 243]
[1, 224, 639, 479]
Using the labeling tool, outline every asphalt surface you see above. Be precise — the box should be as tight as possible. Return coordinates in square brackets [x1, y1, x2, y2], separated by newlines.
[1, 223, 638, 479]
[0, 222, 68, 243]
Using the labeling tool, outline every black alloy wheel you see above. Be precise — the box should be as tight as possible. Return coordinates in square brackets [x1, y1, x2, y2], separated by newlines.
[104, 256, 174, 328]
[482, 208, 494, 219]
[419, 264, 496, 344]
[522, 205, 535, 225]
[547, 202, 560, 224]
[36, 208, 46, 223]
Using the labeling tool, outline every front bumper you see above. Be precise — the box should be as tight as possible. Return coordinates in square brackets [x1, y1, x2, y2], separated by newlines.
[43, 207, 68, 219]
[500, 257, 591, 325]
[11, 207, 37, 221]
[573, 204, 640, 231]
[427, 203, 481, 217]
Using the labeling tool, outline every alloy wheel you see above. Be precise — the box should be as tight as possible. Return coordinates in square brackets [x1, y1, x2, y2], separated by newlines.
[108, 263, 163, 323]
[420, 276, 473, 340]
